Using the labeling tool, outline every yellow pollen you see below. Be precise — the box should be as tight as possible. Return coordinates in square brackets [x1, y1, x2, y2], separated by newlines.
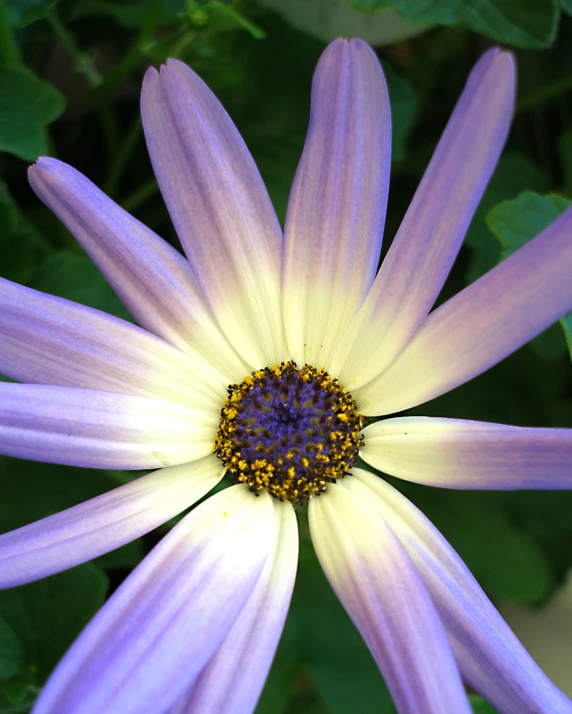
[214, 361, 364, 504]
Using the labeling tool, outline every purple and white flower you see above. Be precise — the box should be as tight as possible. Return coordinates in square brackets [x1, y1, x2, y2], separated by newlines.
[1, 37, 572, 714]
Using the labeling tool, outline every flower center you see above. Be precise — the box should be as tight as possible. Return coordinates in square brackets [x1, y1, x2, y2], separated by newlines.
[215, 361, 364, 504]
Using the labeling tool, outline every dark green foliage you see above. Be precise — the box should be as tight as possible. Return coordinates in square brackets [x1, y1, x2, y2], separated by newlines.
[1, 0, 572, 711]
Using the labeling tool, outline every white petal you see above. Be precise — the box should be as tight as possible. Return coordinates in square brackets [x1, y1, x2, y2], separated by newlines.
[171, 499, 298, 714]
[29, 158, 247, 383]
[0, 278, 227, 410]
[33, 485, 275, 714]
[309, 483, 471, 714]
[333, 48, 515, 389]
[282, 38, 391, 368]
[361, 417, 572, 489]
[0, 455, 224, 588]
[0, 383, 217, 470]
[141, 62, 286, 367]
[343, 469, 572, 714]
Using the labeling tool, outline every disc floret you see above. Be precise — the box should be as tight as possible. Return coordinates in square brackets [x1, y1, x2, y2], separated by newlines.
[215, 362, 364, 504]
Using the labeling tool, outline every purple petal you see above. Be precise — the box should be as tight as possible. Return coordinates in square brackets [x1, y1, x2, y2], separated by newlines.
[0, 277, 226, 410]
[29, 159, 247, 382]
[345, 469, 572, 714]
[361, 417, 572, 489]
[282, 38, 391, 368]
[309, 482, 471, 714]
[170, 499, 298, 714]
[0, 454, 223, 588]
[334, 48, 516, 389]
[141, 61, 285, 367]
[0, 383, 216, 469]
[355, 204, 572, 415]
[32, 485, 274, 714]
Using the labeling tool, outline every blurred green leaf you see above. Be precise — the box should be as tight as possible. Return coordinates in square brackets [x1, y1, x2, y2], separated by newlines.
[94, 540, 143, 569]
[0, 564, 107, 699]
[30, 251, 132, 321]
[72, 0, 183, 27]
[465, 154, 548, 284]
[562, 314, 572, 355]
[488, 191, 571, 258]
[558, 129, 572, 194]
[0, 678, 31, 709]
[469, 694, 500, 713]
[0, 456, 130, 533]
[561, 0, 572, 15]
[0, 457, 144, 573]
[0, 183, 38, 284]
[0, 618, 25, 681]
[383, 62, 418, 163]
[6, 0, 56, 27]
[255, 615, 300, 714]
[412, 490, 555, 604]
[237, 14, 323, 223]
[347, 0, 559, 48]
[486, 191, 572, 363]
[209, 0, 266, 38]
[0, 68, 64, 161]
[292, 551, 397, 714]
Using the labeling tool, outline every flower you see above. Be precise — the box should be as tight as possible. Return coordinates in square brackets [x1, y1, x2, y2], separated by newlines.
[1, 37, 572, 714]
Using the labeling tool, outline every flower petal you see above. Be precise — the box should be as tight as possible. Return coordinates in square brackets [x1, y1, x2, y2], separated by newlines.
[32, 485, 274, 714]
[344, 469, 572, 714]
[282, 38, 391, 368]
[361, 417, 572, 489]
[0, 278, 226, 410]
[334, 48, 516, 389]
[170, 499, 298, 714]
[356, 204, 572, 415]
[309, 482, 471, 714]
[0, 454, 223, 589]
[0, 383, 216, 469]
[141, 61, 285, 367]
[29, 158, 247, 382]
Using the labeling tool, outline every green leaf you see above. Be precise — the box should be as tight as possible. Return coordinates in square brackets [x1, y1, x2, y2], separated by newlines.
[30, 251, 132, 321]
[561, 0, 572, 15]
[209, 0, 267, 38]
[488, 192, 571, 259]
[238, 14, 323, 224]
[383, 62, 418, 163]
[0, 456, 133, 535]
[0, 68, 64, 161]
[0, 618, 25, 681]
[6, 0, 57, 27]
[486, 191, 572, 363]
[558, 129, 572, 194]
[469, 694, 500, 713]
[255, 615, 300, 714]
[562, 313, 572, 356]
[0, 564, 107, 696]
[94, 540, 143, 569]
[72, 0, 183, 28]
[465, 153, 548, 284]
[347, 0, 559, 49]
[0, 457, 144, 574]
[292, 548, 397, 714]
[411, 489, 555, 604]
[0, 182, 38, 284]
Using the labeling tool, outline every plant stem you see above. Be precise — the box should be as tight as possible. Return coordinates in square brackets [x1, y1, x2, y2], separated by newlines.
[103, 117, 143, 197]
[47, 11, 102, 87]
[517, 70, 572, 113]
[121, 178, 159, 213]
[0, 0, 23, 68]
[99, 0, 162, 96]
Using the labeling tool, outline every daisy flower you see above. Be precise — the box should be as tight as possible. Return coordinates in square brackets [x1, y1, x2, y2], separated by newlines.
[1, 37, 572, 714]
